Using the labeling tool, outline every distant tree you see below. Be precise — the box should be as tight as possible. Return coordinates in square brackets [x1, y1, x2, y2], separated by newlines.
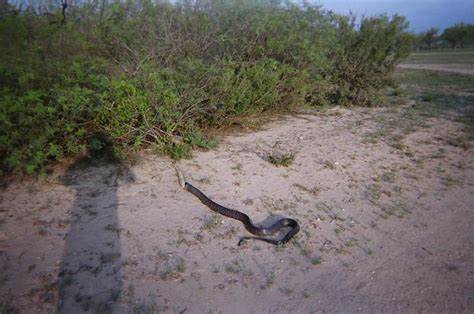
[441, 23, 474, 48]
[0, 0, 15, 13]
[418, 27, 439, 48]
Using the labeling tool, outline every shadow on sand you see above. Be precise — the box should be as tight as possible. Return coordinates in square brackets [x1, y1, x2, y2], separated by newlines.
[57, 147, 135, 312]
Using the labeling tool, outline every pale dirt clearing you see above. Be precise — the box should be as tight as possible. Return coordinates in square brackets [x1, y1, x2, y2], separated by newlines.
[1, 105, 473, 313]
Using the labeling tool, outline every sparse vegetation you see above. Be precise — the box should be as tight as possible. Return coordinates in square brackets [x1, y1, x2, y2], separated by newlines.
[447, 136, 471, 150]
[231, 163, 243, 172]
[261, 271, 276, 289]
[159, 257, 186, 281]
[365, 183, 382, 202]
[200, 214, 221, 231]
[394, 67, 474, 148]
[293, 183, 320, 196]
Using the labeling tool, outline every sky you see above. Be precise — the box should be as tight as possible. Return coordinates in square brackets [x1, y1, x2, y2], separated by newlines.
[314, 0, 474, 33]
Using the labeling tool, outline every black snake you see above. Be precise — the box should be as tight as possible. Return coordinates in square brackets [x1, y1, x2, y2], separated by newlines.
[175, 167, 300, 245]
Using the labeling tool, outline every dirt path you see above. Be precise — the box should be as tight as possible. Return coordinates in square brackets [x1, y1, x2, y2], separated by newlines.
[1, 106, 473, 313]
[398, 63, 474, 75]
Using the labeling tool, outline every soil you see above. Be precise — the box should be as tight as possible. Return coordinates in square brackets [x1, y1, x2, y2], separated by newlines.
[1, 102, 473, 313]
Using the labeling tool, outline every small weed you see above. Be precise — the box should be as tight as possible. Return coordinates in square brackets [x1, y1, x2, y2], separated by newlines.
[132, 300, 166, 314]
[159, 257, 186, 281]
[268, 151, 295, 167]
[231, 163, 243, 171]
[94, 302, 113, 313]
[175, 261, 186, 273]
[293, 183, 320, 196]
[344, 238, 358, 247]
[104, 224, 120, 233]
[100, 253, 120, 264]
[0, 301, 18, 314]
[184, 131, 218, 150]
[323, 160, 336, 170]
[445, 264, 458, 271]
[196, 176, 211, 184]
[365, 183, 382, 201]
[37, 227, 49, 237]
[242, 198, 253, 205]
[110, 288, 121, 302]
[74, 294, 93, 311]
[224, 261, 242, 274]
[404, 149, 415, 157]
[261, 271, 275, 289]
[420, 93, 434, 102]
[447, 136, 470, 150]
[364, 134, 379, 144]
[387, 134, 405, 150]
[430, 148, 446, 159]
[380, 171, 397, 183]
[440, 175, 457, 187]
[293, 240, 311, 257]
[201, 215, 220, 231]
[27, 274, 59, 305]
[279, 287, 293, 295]
[59, 274, 74, 289]
[310, 256, 322, 265]
[161, 142, 192, 160]
[194, 234, 204, 242]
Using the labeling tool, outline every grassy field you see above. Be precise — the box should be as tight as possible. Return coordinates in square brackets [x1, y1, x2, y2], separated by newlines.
[394, 52, 474, 149]
[395, 68, 474, 92]
[397, 47, 474, 104]
[403, 50, 474, 64]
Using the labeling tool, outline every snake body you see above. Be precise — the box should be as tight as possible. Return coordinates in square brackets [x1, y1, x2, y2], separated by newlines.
[176, 167, 300, 245]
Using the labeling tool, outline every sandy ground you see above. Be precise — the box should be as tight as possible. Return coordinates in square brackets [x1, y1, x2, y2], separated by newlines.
[398, 63, 474, 75]
[1, 102, 473, 313]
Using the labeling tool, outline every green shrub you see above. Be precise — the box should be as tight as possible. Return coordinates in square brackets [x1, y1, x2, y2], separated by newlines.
[161, 142, 193, 160]
[0, 1, 412, 175]
[329, 14, 412, 106]
[184, 131, 218, 150]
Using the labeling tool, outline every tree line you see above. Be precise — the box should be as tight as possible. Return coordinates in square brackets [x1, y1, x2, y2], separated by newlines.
[414, 23, 474, 50]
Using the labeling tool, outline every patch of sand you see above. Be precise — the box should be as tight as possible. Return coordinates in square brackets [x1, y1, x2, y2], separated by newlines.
[1, 106, 473, 312]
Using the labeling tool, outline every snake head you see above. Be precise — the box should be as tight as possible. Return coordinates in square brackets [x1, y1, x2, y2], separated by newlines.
[174, 166, 186, 189]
